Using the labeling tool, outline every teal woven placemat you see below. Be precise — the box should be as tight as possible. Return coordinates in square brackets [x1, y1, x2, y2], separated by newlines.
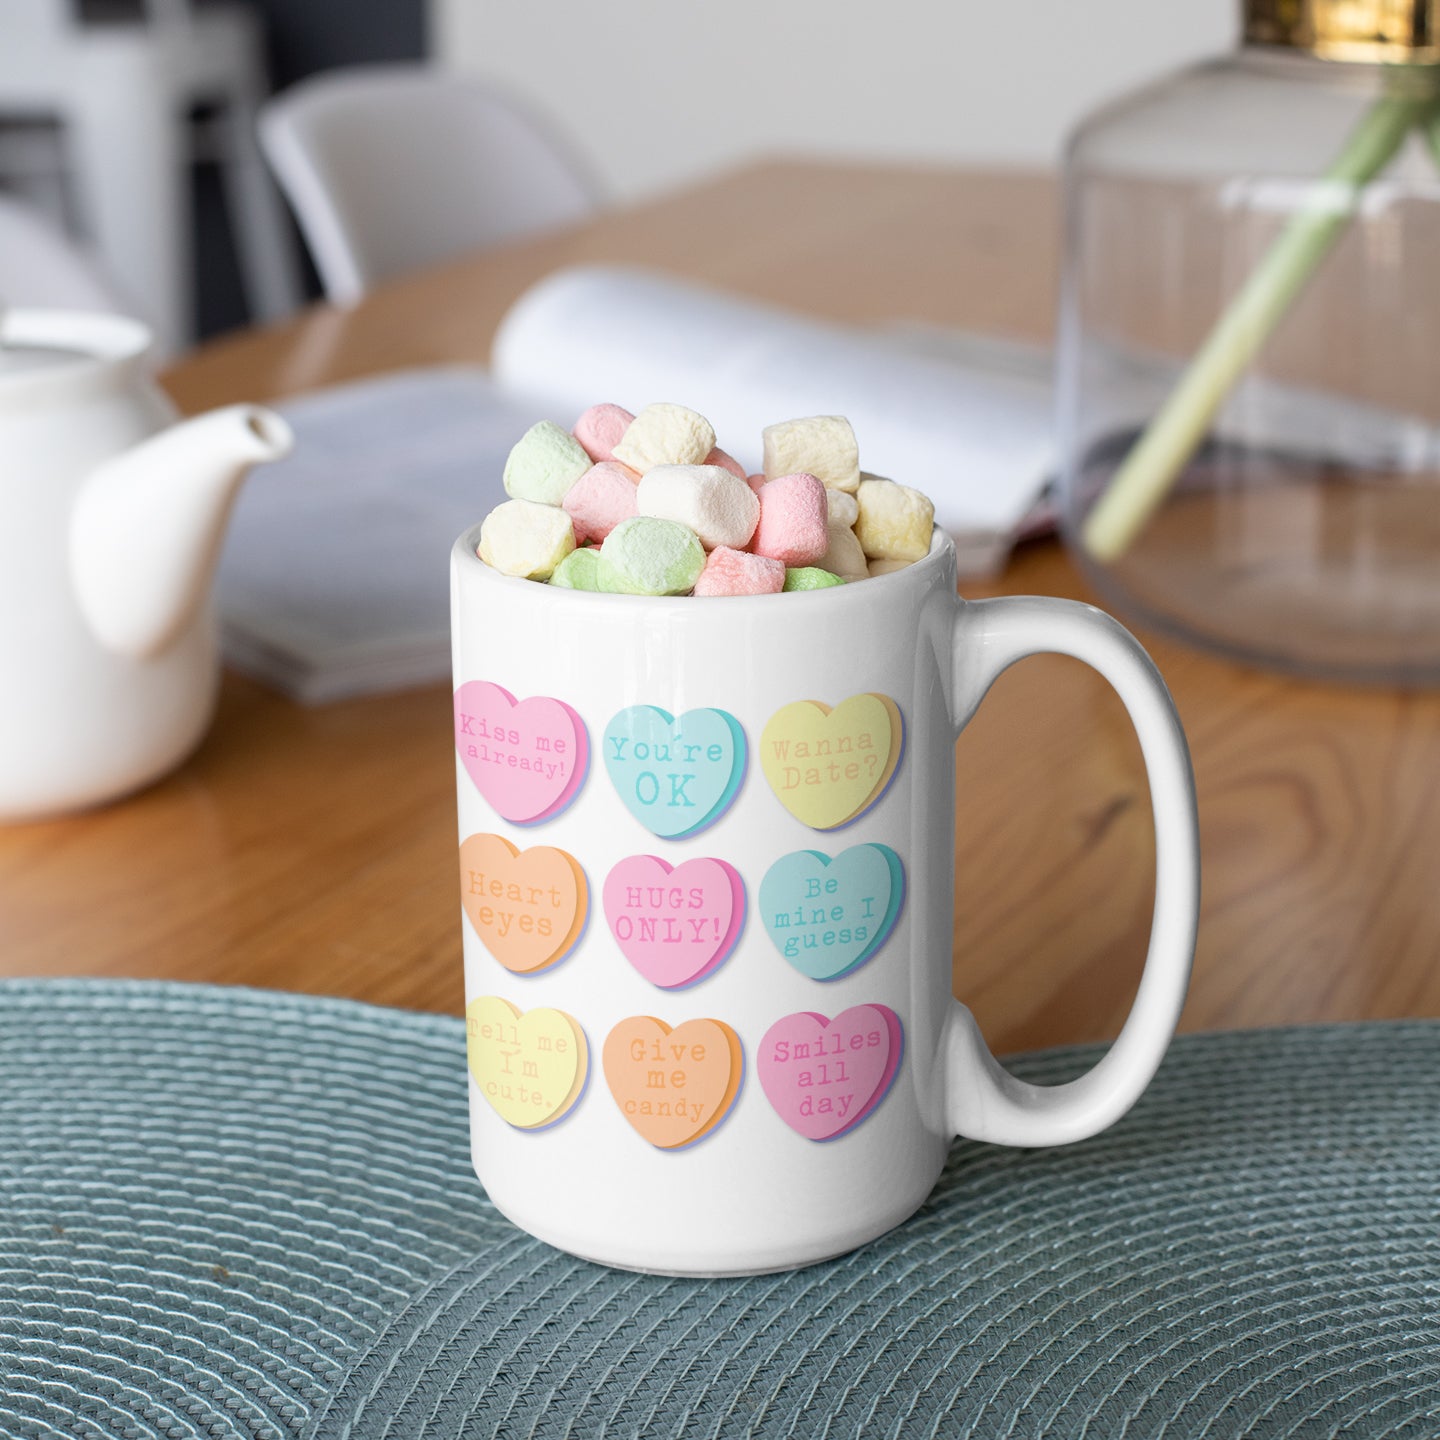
[1, 980, 1437, 1439]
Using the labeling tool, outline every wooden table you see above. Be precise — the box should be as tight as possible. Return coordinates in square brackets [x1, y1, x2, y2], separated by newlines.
[5, 161, 1438, 1057]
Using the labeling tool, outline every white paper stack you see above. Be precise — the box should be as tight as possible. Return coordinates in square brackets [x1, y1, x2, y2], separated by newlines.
[217, 368, 547, 703]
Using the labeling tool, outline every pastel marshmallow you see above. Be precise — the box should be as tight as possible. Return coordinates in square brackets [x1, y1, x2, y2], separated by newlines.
[548, 546, 609, 590]
[751, 472, 828, 567]
[855, 477, 935, 562]
[746, 473, 766, 493]
[783, 566, 845, 591]
[573, 403, 635, 464]
[825, 489, 859, 528]
[693, 546, 785, 597]
[503, 420, 593, 506]
[705, 446, 747, 480]
[612, 403, 716, 473]
[637, 464, 760, 551]
[478, 499, 575, 580]
[562, 460, 640, 544]
[600, 516, 705, 595]
[762, 415, 860, 494]
[867, 557, 913, 577]
[817, 518, 869, 580]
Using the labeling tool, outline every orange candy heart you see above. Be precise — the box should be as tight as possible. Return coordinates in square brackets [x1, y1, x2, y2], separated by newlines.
[460, 833, 587, 974]
[602, 1016, 743, 1150]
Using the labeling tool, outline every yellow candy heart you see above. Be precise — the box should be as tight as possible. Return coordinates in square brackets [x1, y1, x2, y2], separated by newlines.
[466, 996, 588, 1129]
[760, 693, 903, 830]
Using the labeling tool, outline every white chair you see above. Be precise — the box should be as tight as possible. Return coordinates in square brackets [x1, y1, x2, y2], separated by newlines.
[0, 0, 302, 355]
[259, 66, 601, 306]
[0, 190, 126, 312]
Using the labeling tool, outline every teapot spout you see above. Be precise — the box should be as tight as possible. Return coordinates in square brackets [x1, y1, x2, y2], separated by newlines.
[71, 404, 293, 659]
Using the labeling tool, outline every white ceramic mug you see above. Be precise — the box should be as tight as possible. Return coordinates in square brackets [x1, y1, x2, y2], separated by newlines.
[451, 528, 1198, 1276]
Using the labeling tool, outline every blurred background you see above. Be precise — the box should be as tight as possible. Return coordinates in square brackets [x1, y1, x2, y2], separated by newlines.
[436, 1, 1233, 204]
[1, 0, 1233, 348]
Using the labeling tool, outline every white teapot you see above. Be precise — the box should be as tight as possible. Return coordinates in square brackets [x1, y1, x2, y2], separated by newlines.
[0, 308, 293, 820]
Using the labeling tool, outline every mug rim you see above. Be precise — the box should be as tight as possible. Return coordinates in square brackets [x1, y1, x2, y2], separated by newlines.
[452, 524, 956, 610]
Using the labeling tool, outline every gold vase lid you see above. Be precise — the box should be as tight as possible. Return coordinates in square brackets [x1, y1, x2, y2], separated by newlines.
[1245, 0, 1440, 62]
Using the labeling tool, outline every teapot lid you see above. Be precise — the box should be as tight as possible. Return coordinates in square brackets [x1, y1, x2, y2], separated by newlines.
[0, 307, 152, 403]
[0, 341, 77, 376]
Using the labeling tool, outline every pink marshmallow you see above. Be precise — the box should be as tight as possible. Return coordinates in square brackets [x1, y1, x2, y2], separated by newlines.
[750, 472, 829, 567]
[562, 460, 640, 544]
[747, 473, 766, 493]
[573, 404, 635, 465]
[705, 446, 747, 481]
[692, 546, 785, 597]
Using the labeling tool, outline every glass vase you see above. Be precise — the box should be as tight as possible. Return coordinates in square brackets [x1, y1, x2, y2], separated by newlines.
[1059, 10, 1440, 683]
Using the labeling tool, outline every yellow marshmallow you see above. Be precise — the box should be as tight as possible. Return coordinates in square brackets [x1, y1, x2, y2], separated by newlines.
[855, 477, 934, 562]
[762, 415, 860, 494]
[612, 403, 716, 473]
[478, 498, 575, 580]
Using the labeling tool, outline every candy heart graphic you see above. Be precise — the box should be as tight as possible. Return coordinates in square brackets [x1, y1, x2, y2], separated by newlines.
[603, 1016, 744, 1149]
[759, 694, 903, 830]
[759, 844, 904, 981]
[603, 855, 745, 989]
[460, 833, 587, 974]
[602, 706, 746, 839]
[757, 1004, 903, 1141]
[466, 996, 588, 1129]
[454, 681, 589, 825]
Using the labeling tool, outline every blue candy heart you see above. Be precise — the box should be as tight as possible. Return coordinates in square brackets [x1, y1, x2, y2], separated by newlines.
[603, 706, 746, 839]
[758, 844, 904, 980]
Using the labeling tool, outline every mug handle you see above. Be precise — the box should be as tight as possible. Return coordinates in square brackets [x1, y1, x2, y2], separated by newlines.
[943, 595, 1200, 1146]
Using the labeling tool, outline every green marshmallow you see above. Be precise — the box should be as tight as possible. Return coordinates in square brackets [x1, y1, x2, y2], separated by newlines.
[548, 546, 608, 591]
[600, 517, 705, 596]
[503, 420, 592, 506]
[783, 566, 846, 591]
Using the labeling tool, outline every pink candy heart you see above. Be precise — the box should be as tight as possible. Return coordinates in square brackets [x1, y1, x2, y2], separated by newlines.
[453, 681, 589, 824]
[757, 1004, 903, 1141]
[603, 854, 745, 989]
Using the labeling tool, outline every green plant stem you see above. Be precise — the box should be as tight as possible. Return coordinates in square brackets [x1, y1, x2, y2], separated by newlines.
[1424, 100, 1440, 169]
[1081, 93, 1428, 564]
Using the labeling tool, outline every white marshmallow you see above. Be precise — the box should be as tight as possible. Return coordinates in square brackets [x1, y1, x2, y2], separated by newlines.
[817, 519, 868, 580]
[763, 415, 860, 494]
[825, 489, 859, 528]
[637, 464, 760, 551]
[612, 403, 716, 473]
